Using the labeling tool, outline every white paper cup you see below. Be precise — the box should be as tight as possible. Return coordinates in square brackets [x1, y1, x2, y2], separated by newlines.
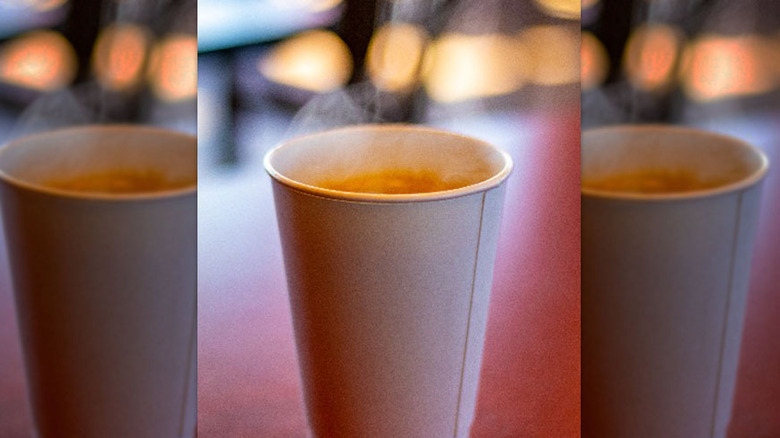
[0, 126, 197, 438]
[582, 125, 769, 438]
[264, 125, 512, 438]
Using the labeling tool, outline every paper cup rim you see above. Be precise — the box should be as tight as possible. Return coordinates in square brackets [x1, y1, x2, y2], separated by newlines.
[581, 125, 770, 202]
[0, 124, 197, 203]
[263, 124, 513, 203]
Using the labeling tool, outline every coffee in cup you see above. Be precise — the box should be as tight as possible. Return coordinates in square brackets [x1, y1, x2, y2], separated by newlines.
[318, 169, 470, 194]
[45, 169, 194, 194]
[582, 168, 729, 194]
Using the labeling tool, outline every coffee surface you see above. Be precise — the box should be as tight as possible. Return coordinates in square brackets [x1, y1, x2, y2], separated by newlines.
[318, 169, 469, 194]
[45, 169, 194, 194]
[583, 169, 727, 194]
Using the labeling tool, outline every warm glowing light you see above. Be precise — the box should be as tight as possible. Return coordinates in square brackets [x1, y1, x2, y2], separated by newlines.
[581, 31, 608, 90]
[534, 0, 581, 19]
[624, 24, 681, 91]
[775, 31, 780, 79]
[422, 33, 526, 103]
[93, 24, 149, 91]
[147, 34, 197, 102]
[366, 23, 427, 92]
[259, 30, 352, 93]
[12, 0, 67, 11]
[680, 34, 775, 102]
[0, 31, 76, 91]
[521, 26, 580, 86]
[270, 0, 342, 13]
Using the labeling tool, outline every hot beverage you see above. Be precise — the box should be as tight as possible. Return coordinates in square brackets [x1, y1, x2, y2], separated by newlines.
[45, 169, 193, 194]
[583, 169, 725, 194]
[318, 169, 468, 194]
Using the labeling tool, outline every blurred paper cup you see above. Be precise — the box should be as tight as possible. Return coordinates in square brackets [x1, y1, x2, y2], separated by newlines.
[0, 126, 197, 438]
[264, 125, 512, 438]
[582, 125, 769, 438]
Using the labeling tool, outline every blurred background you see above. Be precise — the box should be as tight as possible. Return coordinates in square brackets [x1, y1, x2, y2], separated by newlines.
[0, 0, 195, 436]
[198, 0, 581, 437]
[0, 0, 196, 144]
[582, 0, 779, 128]
[583, 0, 780, 436]
[197, 0, 581, 174]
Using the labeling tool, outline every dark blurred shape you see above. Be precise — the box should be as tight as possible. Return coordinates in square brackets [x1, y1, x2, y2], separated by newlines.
[337, 0, 376, 84]
[588, 0, 634, 85]
[60, 0, 100, 84]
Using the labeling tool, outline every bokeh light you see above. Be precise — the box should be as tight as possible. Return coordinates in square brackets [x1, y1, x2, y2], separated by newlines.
[0, 30, 76, 91]
[680, 34, 775, 102]
[147, 34, 197, 102]
[366, 23, 427, 93]
[269, 0, 342, 13]
[581, 31, 608, 90]
[258, 30, 352, 93]
[521, 25, 580, 86]
[533, 0, 581, 20]
[624, 24, 681, 91]
[772, 30, 780, 82]
[92, 23, 149, 91]
[5, 0, 67, 11]
[422, 32, 526, 103]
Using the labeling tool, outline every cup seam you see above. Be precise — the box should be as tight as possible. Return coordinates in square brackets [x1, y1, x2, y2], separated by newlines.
[708, 190, 743, 437]
[177, 300, 197, 437]
[453, 191, 486, 438]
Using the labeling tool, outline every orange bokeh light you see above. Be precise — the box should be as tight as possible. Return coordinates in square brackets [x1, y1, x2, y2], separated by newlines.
[624, 24, 681, 91]
[258, 30, 352, 93]
[8, 0, 67, 11]
[147, 34, 197, 102]
[269, 0, 342, 13]
[422, 33, 526, 103]
[0, 30, 76, 91]
[366, 23, 428, 92]
[93, 24, 149, 91]
[521, 25, 580, 86]
[680, 34, 775, 102]
[534, 0, 581, 20]
[581, 31, 608, 90]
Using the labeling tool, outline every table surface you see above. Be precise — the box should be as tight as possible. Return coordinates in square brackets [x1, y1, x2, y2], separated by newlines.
[1, 112, 778, 437]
